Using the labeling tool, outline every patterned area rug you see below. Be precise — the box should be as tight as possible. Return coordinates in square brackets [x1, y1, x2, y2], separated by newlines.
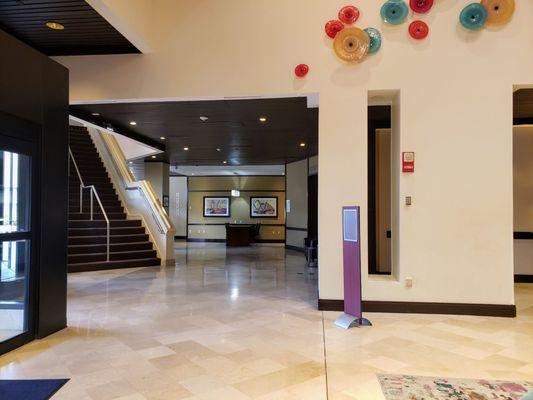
[378, 375, 533, 400]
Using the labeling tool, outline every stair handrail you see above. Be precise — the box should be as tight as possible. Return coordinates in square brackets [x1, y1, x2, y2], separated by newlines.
[98, 132, 173, 235]
[69, 148, 110, 262]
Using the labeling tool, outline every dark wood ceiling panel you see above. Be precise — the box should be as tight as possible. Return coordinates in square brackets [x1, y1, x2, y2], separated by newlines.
[70, 98, 319, 166]
[0, 0, 140, 56]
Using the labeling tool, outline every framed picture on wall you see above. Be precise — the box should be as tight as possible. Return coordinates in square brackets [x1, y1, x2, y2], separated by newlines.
[203, 196, 231, 217]
[250, 197, 278, 218]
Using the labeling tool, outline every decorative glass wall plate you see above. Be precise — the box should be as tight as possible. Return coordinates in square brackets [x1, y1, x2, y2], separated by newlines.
[325, 20, 345, 38]
[459, 3, 488, 30]
[338, 6, 360, 25]
[333, 27, 370, 62]
[294, 64, 309, 78]
[409, 0, 434, 14]
[364, 27, 382, 54]
[409, 20, 429, 39]
[380, 0, 409, 25]
[480, 0, 515, 25]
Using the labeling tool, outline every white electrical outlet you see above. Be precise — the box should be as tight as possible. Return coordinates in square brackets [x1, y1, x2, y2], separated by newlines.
[405, 277, 414, 288]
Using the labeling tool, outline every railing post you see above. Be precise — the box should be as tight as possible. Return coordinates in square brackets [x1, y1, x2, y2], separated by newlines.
[90, 189, 94, 221]
[106, 222, 110, 262]
[79, 185, 83, 213]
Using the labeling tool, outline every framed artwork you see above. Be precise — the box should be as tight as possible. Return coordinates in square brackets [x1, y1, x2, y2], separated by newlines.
[250, 196, 278, 218]
[203, 196, 230, 217]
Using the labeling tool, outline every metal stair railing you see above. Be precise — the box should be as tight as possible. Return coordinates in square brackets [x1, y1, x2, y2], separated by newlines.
[69, 147, 110, 262]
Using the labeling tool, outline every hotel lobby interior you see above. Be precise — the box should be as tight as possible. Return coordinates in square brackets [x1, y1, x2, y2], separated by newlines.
[1, 0, 533, 399]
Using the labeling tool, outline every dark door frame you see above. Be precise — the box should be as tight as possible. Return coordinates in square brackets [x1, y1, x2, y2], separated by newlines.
[367, 106, 391, 275]
[0, 112, 41, 355]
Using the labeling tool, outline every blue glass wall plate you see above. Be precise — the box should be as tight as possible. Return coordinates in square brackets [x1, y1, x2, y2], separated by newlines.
[460, 3, 488, 30]
[380, 0, 409, 25]
[364, 28, 382, 54]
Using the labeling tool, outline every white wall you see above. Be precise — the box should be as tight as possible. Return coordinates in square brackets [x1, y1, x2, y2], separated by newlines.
[169, 176, 188, 238]
[55, 0, 531, 306]
[286, 159, 308, 249]
[513, 126, 533, 275]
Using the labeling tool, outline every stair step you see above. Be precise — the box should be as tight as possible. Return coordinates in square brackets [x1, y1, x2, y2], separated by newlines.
[69, 206, 124, 214]
[69, 187, 116, 195]
[68, 213, 126, 221]
[68, 249, 158, 264]
[68, 226, 146, 236]
[68, 258, 161, 273]
[68, 241, 153, 254]
[69, 234, 150, 245]
[68, 219, 141, 228]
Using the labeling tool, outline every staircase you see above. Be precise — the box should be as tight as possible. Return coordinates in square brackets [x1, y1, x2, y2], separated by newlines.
[68, 126, 161, 272]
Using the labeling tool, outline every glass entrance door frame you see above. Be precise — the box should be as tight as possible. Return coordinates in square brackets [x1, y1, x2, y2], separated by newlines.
[0, 114, 40, 355]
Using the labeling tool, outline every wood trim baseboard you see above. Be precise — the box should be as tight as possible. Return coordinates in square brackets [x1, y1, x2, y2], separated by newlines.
[285, 245, 305, 253]
[317, 299, 516, 318]
[174, 236, 187, 240]
[514, 232, 533, 240]
[187, 239, 226, 243]
[255, 239, 285, 244]
[515, 274, 533, 283]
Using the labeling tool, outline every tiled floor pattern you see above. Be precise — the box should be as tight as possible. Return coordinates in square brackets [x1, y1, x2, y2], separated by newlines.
[0, 243, 532, 399]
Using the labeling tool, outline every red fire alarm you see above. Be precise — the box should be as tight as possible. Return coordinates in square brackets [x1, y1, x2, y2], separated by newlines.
[402, 152, 415, 173]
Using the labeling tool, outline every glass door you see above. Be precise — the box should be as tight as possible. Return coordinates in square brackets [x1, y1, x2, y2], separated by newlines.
[0, 135, 36, 352]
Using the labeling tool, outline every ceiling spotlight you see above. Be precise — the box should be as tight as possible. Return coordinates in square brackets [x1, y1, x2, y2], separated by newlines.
[130, 121, 137, 126]
[91, 112, 100, 116]
[183, 147, 189, 151]
[151, 155, 156, 159]
[129, 161, 133, 165]
[223, 160, 227, 164]
[160, 137, 166, 140]
[259, 117, 267, 123]
[300, 142, 306, 147]
[45, 22, 64, 30]
[216, 148, 221, 152]
[200, 116, 209, 122]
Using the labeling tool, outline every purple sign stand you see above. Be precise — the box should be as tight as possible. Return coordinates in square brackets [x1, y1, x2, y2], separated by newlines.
[335, 206, 372, 330]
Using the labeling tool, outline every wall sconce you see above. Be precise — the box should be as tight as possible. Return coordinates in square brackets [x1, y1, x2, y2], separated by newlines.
[231, 190, 240, 197]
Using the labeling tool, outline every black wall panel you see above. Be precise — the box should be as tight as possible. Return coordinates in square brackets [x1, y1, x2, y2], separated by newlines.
[0, 29, 69, 340]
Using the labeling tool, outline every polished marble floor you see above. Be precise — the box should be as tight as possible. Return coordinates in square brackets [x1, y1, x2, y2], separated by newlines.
[1, 243, 533, 399]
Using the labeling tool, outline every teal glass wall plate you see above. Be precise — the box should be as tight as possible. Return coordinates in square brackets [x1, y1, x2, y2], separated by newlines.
[380, 0, 409, 25]
[364, 28, 382, 54]
[460, 3, 488, 30]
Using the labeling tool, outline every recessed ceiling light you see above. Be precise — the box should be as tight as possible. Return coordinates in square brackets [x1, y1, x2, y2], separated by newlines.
[183, 147, 189, 151]
[259, 117, 267, 123]
[130, 121, 137, 126]
[200, 116, 209, 122]
[160, 137, 166, 140]
[151, 155, 156, 159]
[129, 161, 133, 165]
[300, 142, 306, 147]
[223, 160, 227, 164]
[91, 112, 100, 116]
[216, 148, 221, 152]
[45, 22, 64, 30]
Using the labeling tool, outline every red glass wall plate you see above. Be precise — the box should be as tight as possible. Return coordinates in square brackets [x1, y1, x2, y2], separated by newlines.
[338, 6, 360, 25]
[294, 64, 309, 78]
[409, 20, 429, 39]
[325, 20, 345, 39]
[409, 0, 434, 14]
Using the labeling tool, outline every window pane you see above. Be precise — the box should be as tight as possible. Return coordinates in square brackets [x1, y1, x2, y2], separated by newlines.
[0, 240, 30, 342]
[0, 151, 31, 233]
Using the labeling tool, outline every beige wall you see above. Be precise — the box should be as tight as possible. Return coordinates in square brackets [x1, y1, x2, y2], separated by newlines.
[188, 176, 285, 241]
[55, 0, 532, 306]
[286, 159, 308, 249]
[144, 162, 169, 212]
[513, 126, 533, 275]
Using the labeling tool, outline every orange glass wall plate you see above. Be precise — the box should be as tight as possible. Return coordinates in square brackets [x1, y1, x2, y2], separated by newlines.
[333, 27, 370, 63]
[480, 0, 515, 25]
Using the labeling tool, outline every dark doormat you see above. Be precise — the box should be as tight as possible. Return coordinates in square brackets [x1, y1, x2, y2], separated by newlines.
[0, 379, 69, 400]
